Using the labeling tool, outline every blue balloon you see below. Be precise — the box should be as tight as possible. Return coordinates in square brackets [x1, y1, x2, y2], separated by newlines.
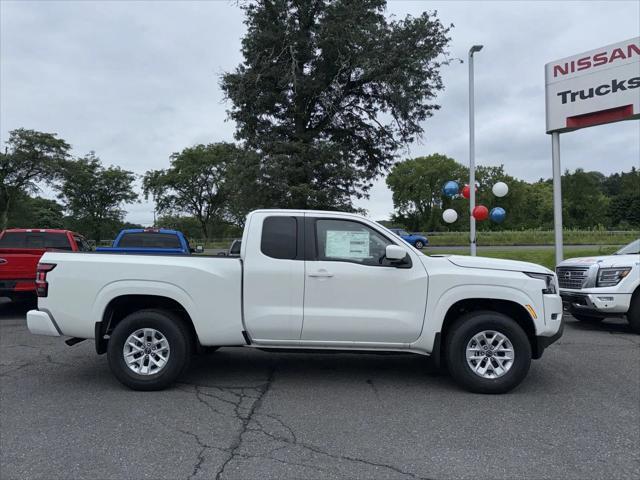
[490, 207, 506, 224]
[442, 181, 459, 197]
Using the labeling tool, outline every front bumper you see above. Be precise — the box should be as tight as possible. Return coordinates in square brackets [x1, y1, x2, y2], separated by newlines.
[532, 294, 563, 358]
[535, 321, 564, 358]
[560, 291, 631, 317]
[27, 310, 61, 336]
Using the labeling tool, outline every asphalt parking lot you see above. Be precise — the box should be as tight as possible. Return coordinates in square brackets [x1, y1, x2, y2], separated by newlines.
[1, 298, 638, 480]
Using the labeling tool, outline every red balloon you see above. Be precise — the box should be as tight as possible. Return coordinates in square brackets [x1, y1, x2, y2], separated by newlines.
[472, 205, 489, 221]
[462, 184, 477, 199]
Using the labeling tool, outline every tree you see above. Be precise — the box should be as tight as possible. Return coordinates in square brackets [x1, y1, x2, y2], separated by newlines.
[0, 128, 70, 229]
[562, 169, 609, 228]
[608, 167, 640, 228]
[56, 153, 137, 241]
[221, 0, 452, 210]
[386, 154, 467, 231]
[143, 143, 258, 239]
[6, 193, 65, 229]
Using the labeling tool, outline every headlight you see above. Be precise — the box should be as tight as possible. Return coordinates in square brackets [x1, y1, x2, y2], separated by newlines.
[597, 267, 631, 287]
[525, 272, 557, 294]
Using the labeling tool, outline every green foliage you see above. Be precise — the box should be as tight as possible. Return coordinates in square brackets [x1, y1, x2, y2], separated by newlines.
[423, 230, 639, 246]
[0, 128, 70, 229]
[388, 155, 640, 232]
[606, 167, 640, 228]
[56, 153, 138, 241]
[386, 154, 468, 231]
[221, 0, 452, 210]
[156, 214, 243, 240]
[561, 169, 609, 228]
[143, 143, 261, 239]
[5, 193, 65, 229]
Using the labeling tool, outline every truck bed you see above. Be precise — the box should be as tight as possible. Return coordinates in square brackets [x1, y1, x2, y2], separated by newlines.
[37, 251, 245, 346]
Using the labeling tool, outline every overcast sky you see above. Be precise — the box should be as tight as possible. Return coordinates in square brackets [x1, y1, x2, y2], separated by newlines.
[1, 0, 639, 224]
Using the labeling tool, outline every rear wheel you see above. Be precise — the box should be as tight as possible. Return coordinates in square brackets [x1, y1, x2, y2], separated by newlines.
[627, 291, 640, 334]
[414, 240, 424, 249]
[107, 309, 192, 391]
[446, 311, 531, 394]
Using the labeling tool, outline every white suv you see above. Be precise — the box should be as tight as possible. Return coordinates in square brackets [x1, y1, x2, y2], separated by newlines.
[556, 239, 640, 333]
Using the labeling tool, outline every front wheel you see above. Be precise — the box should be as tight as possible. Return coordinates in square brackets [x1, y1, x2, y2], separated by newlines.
[627, 291, 640, 334]
[446, 311, 531, 394]
[107, 309, 193, 391]
[414, 240, 424, 249]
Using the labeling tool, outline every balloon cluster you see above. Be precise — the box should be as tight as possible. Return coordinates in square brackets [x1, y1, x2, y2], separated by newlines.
[441, 181, 508, 224]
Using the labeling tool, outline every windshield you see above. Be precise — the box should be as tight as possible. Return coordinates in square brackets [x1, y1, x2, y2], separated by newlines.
[0, 231, 72, 250]
[615, 239, 640, 255]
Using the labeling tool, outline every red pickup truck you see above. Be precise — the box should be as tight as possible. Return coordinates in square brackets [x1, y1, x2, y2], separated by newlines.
[0, 229, 91, 303]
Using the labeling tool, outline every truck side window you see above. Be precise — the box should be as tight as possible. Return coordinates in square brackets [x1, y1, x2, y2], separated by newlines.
[315, 219, 392, 266]
[73, 236, 92, 252]
[261, 217, 297, 259]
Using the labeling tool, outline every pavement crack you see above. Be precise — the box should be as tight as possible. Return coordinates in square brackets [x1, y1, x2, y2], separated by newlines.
[214, 366, 277, 480]
[167, 424, 229, 480]
[249, 412, 432, 480]
[0, 362, 34, 377]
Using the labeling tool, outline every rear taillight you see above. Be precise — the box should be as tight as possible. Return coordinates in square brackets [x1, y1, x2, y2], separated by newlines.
[36, 263, 56, 297]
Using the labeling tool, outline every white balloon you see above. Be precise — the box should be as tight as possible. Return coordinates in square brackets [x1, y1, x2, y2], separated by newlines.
[442, 208, 458, 224]
[492, 182, 509, 197]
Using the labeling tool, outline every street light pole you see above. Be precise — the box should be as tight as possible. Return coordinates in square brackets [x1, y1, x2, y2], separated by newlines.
[468, 44, 483, 256]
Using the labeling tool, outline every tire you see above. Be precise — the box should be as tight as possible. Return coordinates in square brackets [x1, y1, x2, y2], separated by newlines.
[627, 291, 640, 334]
[200, 346, 220, 354]
[414, 240, 424, 249]
[107, 309, 193, 391]
[445, 311, 532, 394]
[571, 313, 603, 323]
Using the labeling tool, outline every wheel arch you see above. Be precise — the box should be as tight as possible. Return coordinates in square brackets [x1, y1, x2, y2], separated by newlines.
[95, 293, 197, 355]
[430, 296, 540, 367]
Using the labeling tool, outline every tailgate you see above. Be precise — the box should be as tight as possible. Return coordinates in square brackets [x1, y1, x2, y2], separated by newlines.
[0, 249, 44, 282]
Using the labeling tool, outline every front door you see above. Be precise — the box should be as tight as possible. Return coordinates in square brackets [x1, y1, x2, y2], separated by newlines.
[301, 217, 428, 344]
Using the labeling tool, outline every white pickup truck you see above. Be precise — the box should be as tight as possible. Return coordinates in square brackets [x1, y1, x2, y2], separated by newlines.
[27, 209, 563, 393]
[556, 239, 640, 332]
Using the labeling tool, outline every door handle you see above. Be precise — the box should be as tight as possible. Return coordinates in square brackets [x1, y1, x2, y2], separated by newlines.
[308, 270, 334, 278]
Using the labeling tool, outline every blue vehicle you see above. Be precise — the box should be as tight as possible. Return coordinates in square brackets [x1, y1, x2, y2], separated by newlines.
[96, 228, 203, 255]
[388, 228, 428, 249]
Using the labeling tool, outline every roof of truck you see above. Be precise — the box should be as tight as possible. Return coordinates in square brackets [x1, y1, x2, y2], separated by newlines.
[118, 228, 181, 235]
[1, 229, 77, 234]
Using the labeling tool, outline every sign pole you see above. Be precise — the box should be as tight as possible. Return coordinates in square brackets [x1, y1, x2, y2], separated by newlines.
[551, 132, 563, 265]
[468, 45, 482, 256]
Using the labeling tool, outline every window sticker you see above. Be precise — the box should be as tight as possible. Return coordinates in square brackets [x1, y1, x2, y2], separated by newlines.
[325, 230, 370, 258]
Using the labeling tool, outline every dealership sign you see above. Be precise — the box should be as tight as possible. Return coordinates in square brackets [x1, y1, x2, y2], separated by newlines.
[545, 37, 640, 133]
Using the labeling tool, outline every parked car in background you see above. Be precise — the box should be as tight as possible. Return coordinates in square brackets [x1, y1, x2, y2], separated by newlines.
[228, 239, 241, 257]
[216, 239, 242, 257]
[27, 209, 563, 394]
[389, 228, 429, 249]
[556, 239, 640, 333]
[0, 229, 91, 302]
[96, 228, 203, 255]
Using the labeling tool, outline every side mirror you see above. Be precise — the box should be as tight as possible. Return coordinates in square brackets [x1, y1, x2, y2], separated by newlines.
[386, 244, 407, 261]
[195, 245, 204, 254]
